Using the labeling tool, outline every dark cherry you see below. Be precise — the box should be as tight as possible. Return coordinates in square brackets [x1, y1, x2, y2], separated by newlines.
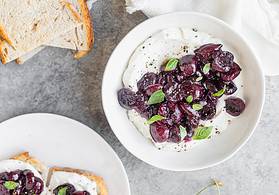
[0, 169, 44, 194]
[117, 88, 138, 109]
[53, 183, 76, 195]
[0, 185, 9, 195]
[164, 82, 185, 102]
[142, 104, 159, 119]
[179, 55, 197, 76]
[225, 81, 237, 95]
[221, 62, 241, 81]
[200, 103, 216, 120]
[187, 115, 200, 129]
[225, 97, 245, 116]
[180, 81, 205, 101]
[137, 72, 158, 92]
[170, 104, 183, 124]
[194, 43, 222, 63]
[158, 71, 176, 86]
[178, 102, 199, 118]
[212, 51, 234, 72]
[33, 177, 44, 194]
[158, 103, 170, 117]
[24, 171, 35, 190]
[150, 122, 169, 143]
[53, 183, 91, 195]
[145, 84, 162, 96]
[168, 126, 181, 143]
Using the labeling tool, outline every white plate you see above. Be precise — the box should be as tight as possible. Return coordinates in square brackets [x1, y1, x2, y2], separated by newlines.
[102, 12, 265, 171]
[0, 113, 130, 195]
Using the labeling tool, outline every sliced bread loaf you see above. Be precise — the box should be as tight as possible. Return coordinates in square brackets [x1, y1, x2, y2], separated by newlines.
[0, 0, 86, 64]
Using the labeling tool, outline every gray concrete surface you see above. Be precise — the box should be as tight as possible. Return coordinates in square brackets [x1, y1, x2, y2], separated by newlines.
[0, 0, 278, 194]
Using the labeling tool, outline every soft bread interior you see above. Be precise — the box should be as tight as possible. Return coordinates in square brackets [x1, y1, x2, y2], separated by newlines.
[48, 167, 108, 195]
[15, 0, 94, 64]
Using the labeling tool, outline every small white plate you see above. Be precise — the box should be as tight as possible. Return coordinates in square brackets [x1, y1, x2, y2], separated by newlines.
[102, 12, 265, 171]
[0, 113, 130, 195]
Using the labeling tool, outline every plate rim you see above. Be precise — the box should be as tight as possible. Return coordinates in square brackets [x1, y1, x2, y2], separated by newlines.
[0, 113, 131, 194]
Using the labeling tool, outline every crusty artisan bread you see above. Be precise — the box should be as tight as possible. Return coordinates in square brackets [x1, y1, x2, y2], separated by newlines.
[48, 166, 108, 195]
[15, 0, 94, 64]
[0, 0, 85, 64]
[11, 152, 48, 180]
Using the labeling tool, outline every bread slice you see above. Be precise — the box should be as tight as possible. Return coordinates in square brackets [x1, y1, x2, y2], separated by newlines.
[11, 152, 48, 180]
[48, 166, 108, 195]
[0, 0, 85, 64]
[48, 0, 94, 54]
[15, 0, 94, 64]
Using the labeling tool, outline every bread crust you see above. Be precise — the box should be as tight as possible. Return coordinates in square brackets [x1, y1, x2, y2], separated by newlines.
[11, 152, 48, 177]
[62, 1, 82, 23]
[0, 25, 15, 49]
[74, 0, 94, 59]
[0, 39, 7, 64]
[48, 166, 108, 195]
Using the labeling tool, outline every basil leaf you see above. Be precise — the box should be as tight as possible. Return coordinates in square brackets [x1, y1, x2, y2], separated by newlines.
[196, 76, 203, 81]
[192, 103, 203, 111]
[4, 181, 18, 190]
[146, 115, 165, 125]
[165, 58, 179, 71]
[179, 125, 187, 140]
[202, 63, 211, 74]
[58, 186, 68, 195]
[213, 87, 226, 97]
[186, 95, 193, 103]
[193, 126, 213, 140]
[148, 89, 165, 105]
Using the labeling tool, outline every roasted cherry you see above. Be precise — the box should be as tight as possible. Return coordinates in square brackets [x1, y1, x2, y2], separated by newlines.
[225, 97, 245, 116]
[137, 72, 158, 92]
[221, 62, 241, 81]
[150, 122, 169, 143]
[179, 55, 197, 76]
[212, 51, 234, 72]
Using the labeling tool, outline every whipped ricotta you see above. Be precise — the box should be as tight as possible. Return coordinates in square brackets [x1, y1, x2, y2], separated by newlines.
[48, 171, 97, 195]
[123, 27, 244, 151]
[0, 159, 47, 194]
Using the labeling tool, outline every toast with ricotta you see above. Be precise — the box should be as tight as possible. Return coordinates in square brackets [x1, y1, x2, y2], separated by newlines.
[0, 152, 48, 194]
[48, 167, 108, 195]
[11, 152, 49, 179]
[0, 0, 89, 64]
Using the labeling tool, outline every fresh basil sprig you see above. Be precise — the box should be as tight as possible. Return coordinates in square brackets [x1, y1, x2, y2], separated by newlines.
[192, 126, 213, 140]
[165, 58, 179, 71]
[186, 95, 193, 103]
[192, 103, 203, 111]
[213, 86, 226, 97]
[58, 186, 68, 195]
[202, 63, 211, 74]
[4, 181, 19, 190]
[145, 115, 165, 125]
[196, 76, 203, 82]
[148, 89, 165, 105]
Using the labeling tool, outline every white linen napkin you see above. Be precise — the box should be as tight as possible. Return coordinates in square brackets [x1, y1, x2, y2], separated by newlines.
[126, 0, 279, 76]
